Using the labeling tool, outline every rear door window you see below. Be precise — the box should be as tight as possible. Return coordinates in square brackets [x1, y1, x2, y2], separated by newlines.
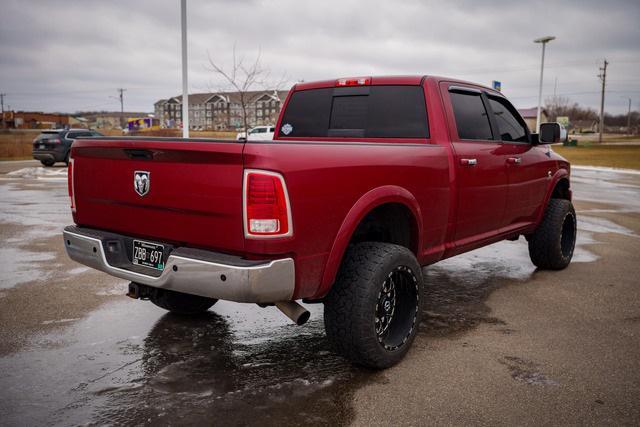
[279, 85, 429, 138]
[487, 96, 529, 142]
[449, 91, 493, 140]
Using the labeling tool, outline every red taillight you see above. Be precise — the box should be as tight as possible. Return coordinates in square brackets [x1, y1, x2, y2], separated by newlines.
[68, 158, 76, 211]
[244, 170, 292, 237]
[336, 77, 371, 87]
[50, 137, 61, 144]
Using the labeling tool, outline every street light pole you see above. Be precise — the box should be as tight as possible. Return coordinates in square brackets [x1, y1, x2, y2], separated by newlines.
[180, 0, 189, 138]
[534, 36, 555, 133]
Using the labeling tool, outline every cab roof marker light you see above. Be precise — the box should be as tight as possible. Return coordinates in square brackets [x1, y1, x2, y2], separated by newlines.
[336, 77, 371, 87]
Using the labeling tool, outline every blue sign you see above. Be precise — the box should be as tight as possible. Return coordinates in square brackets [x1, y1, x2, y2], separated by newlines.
[492, 80, 502, 91]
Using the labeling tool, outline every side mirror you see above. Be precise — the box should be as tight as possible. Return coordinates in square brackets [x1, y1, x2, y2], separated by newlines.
[538, 122, 561, 144]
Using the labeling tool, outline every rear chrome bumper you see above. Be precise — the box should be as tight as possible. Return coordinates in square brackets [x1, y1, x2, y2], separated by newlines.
[62, 226, 295, 303]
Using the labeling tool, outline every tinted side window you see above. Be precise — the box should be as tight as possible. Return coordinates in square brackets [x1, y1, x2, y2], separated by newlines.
[280, 88, 332, 137]
[279, 86, 428, 138]
[488, 97, 528, 142]
[66, 132, 79, 139]
[449, 92, 493, 140]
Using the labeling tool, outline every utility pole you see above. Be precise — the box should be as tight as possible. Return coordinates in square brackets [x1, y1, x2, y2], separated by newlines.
[180, 0, 189, 138]
[534, 36, 555, 133]
[598, 59, 608, 143]
[0, 93, 5, 128]
[117, 88, 126, 130]
[628, 98, 633, 136]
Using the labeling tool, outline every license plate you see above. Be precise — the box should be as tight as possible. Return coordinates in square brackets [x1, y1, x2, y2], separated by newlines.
[132, 240, 165, 270]
[39, 144, 45, 149]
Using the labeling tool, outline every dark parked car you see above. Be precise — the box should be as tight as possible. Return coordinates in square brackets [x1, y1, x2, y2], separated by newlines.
[32, 129, 102, 167]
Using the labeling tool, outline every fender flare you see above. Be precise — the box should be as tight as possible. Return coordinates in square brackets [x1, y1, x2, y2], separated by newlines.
[317, 185, 423, 298]
[535, 168, 571, 225]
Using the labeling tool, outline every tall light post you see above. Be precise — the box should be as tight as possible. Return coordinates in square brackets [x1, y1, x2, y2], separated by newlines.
[534, 36, 555, 133]
[180, 0, 189, 138]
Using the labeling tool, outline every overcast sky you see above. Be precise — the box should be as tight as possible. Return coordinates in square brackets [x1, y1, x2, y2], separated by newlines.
[1, 0, 639, 115]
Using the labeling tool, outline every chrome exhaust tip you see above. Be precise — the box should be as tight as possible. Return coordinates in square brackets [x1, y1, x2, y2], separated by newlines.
[275, 301, 310, 326]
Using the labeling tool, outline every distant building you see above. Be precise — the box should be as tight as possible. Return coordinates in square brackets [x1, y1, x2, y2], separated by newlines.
[80, 112, 151, 130]
[517, 107, 548, 132]
[154, 90, 288, 131]
[1, 111, 73, 129]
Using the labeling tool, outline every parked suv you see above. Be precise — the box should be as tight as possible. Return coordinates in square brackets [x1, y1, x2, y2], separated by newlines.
[32, 129, 102, 167]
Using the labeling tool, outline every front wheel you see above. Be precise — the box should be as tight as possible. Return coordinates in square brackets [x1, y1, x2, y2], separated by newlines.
[324, 242, 423, 369]
[149, 289, 217, 315]
[528, 198, 577, 270]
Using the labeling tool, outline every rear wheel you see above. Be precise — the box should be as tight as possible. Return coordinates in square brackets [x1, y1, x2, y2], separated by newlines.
[149, 289, 217, 315]
[40, 159, 54, 167]
[324, 242, 422, 369]
[528, 198, 577, 270]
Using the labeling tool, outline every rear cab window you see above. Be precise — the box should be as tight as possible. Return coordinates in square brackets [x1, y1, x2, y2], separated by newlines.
[278, 85, 429, 139]
[36, 131, 60, 141]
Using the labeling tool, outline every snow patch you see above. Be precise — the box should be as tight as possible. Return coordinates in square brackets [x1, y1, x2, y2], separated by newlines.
[7, 167, 68, 180]
[572, 165, 640, 176]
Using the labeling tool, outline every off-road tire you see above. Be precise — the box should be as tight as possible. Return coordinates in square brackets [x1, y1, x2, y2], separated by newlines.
[40, 159, 54, 167]
[150, 289, 217, 315]
[528, 198, 577, 270]
[324, 242, 423, 369]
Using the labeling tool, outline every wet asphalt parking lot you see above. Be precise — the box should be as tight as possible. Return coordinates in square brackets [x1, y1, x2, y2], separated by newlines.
[0, 159, 639, 426]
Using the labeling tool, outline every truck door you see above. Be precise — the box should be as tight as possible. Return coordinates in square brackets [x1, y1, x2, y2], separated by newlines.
[485, 95, 550, 229]
[442, 84, 510, 244]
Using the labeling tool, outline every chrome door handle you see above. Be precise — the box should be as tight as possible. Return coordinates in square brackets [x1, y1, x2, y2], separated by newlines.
[460, 158, 477, 166]
[507, 157, 522, 165]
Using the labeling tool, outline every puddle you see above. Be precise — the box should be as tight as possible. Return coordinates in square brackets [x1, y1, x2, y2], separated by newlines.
[0, 299, 370, 426]
[578, 216, 636, 237]
[0, 246, 56, 289]
[571, 168, 640, 213]
[0, 181, 71, 237]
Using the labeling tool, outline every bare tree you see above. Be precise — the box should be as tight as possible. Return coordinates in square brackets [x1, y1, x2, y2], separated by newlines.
[545, 96, 598, 122]
[208, 46, 286, 136]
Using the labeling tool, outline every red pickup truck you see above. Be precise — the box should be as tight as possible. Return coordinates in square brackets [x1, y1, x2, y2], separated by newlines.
[63, 75, 576, 368]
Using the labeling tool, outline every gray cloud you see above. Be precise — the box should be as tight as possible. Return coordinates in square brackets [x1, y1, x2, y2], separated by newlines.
[1, 0, 638, 114]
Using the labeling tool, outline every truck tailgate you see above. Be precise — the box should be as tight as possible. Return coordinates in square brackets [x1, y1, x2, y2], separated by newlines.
[71, 138, 245, 254]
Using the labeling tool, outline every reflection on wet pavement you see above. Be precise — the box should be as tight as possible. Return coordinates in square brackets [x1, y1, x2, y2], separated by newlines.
[0, 299, 373, 426]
